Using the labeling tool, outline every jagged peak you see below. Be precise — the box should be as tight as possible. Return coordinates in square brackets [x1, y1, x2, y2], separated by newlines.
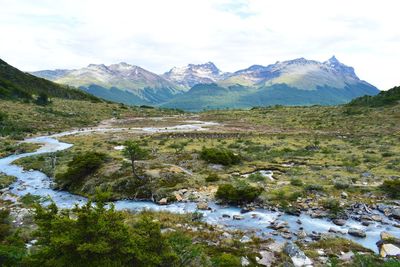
[87, 63, 107, 69]
[327, 55, 339, 63]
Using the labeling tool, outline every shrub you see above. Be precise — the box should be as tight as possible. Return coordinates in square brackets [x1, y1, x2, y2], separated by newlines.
[304, 184, 324, 192]
[200, 147, 240, 166]
[290, 178, 304, 186]
[215, 182, 263, 204]
[205, 173, 219, 182]
[322, 198, 343, 216]
[248, 172, 265, 182]
[334, 181, 350, 190]
[380, 179, 400, 198]
[0, 209, 26, 265]
[57, 151, 106, 188]
[27, 200, 178, 267]
[212, 253, 241, 267]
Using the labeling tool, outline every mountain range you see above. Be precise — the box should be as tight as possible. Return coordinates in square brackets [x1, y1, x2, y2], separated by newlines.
[31, 56, 379, 111]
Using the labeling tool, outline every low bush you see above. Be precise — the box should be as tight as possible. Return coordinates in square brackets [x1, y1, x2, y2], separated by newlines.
[304, 184, 324, 192]
[334, 180, 350, 190]
[322, 198, 343, 216]
[205, 173, 219, 182]
[215, 181, 263, 204]
[380, 179, 400, 198]
[200, 147, 240, 166]
[290, 178, 304, 186]
[212, 253, 241, 267]
[57, 151, 106, 188]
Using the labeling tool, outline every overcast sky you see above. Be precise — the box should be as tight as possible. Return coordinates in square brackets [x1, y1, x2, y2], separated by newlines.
[1, 0, 399, 89]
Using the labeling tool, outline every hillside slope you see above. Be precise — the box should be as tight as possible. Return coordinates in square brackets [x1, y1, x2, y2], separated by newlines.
[348, 86, 400, 107]
[0, 59, 97, 101]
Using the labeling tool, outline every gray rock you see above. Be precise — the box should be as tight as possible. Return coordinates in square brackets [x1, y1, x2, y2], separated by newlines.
[196, 202, 209, 210]
[269, 220, 288, 230]
[297, 230, 307, 239]
[241, 257, 250, 266]
[380, 243, 400, 257]
[333, 219, 346, 226]
[339, 251, 354, 261]
[391, 208, 400, 219]
[284, 242, 313, 267]
[233, 215, 244, 220]
[256, 251, 276, 267]
[348, 228, 366, 238]
[267, 241, 285, 253]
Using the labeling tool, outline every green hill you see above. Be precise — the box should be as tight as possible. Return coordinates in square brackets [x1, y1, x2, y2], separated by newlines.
[0, 59, 98, 101]
[348, 86, 400, 107]
[161, 83, 380, 112]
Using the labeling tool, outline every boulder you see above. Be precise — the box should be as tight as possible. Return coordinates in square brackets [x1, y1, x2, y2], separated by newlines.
[281, 233, 292, 239]
[339, 251, 354, 261]
[333, 219, 346, 226]
[174, 193, 183, 202]
[233, 215, 244, 220]
[267, 241, 285, 253]
[269, 220, 288, 230]
[341, 192, 348, 199]
[348, 228, 366, 238]
[391, 208, 400, 219]
[297, 230, 307, 239]
[284, 242, 313, 267]
[256, 251, 276, 267]
[241, 257, 250, 266]
[377, 231, 400, 248]
[196, 202, 209, 210]
[371, 215, 382, 222]
[380, 243, 400, 258]
[158, 198, 168, 205]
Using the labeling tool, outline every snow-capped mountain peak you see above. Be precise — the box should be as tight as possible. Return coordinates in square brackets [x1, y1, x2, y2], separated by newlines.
[163, 62, 224, 88]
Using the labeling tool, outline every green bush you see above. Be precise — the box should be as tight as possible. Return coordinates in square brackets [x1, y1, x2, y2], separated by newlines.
[334, 181, 350, 190]
[304, 184, 324, 192]
[380, 179, 400, 198]
[322, 198, 343, 216]
[0, 209, 26, 266]
[212, 253, 241, 267]
[290, 178, 304, 186]
[27, 201, 177, 267]
[205, 173, 219, 182]
[57, 151, 106, 188]
[200, 147, 240, 166]
[215, 182, 263, 204]
[248, 172, 265, 182]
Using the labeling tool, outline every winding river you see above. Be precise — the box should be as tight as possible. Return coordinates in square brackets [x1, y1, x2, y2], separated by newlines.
[1, 120, 399, 253]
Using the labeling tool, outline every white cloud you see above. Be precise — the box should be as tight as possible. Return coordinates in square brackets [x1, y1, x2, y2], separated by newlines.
[0, 0, 399, 89]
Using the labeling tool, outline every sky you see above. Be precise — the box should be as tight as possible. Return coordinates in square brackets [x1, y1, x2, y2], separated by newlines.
[0, 0, 399, 90]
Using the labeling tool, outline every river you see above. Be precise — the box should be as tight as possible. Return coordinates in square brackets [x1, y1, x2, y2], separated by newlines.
[1, 121, 399, 253]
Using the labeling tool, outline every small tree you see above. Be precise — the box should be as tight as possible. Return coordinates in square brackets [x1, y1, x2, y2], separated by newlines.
[123, 141, 148, 179]
[35, 93, 50, 106]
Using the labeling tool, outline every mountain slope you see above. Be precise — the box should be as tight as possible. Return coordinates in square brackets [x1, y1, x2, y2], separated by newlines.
[33, 63, 186, 105]
[348, 86, 400, 107]
[0, 59, 97, 101]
